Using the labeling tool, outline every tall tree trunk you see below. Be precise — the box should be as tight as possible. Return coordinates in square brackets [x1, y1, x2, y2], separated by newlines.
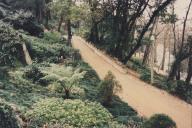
[154, 41, 157, 63]
[143, 44, 151, 65]
[186, 57, 192, 84]
[67, 19, 72, 45]
[161, 39, 166, 70]
[58, 15, 63, 32]
[142, 18, 158, 65]
[176, 65, 181, 80]
[180, 0, 192, 50]
[168, 54, 192, 81]
[89, 22, 99, 44]
[122, 0, 175, 64]
[64, 89, 70, 99]
[186, 37, 192, 84]
[45, 8, 51, 29]
[168, 0, 192, 81]
[168, 59, 180, 81]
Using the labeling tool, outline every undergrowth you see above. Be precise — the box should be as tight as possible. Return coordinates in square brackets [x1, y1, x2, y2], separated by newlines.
[127, 58, 192, 104]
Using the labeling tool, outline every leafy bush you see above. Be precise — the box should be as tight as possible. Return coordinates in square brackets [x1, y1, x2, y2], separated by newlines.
[0, 102, 20, 128]
[127, 58, 147, 72]
[172, 81, 192, 103]
[43, 31, 62, 43]
[3, 9, 43, 36]
[0, 22, 23, 66]
[24, 32, 80, 63]
[98, 71, 122, 105]
[143, 114, 176, 128]
[40, 64, 86, 98]
[24, 65, 44, 83]
[25, 98, 114, 128]
[105, 96, 144, 127]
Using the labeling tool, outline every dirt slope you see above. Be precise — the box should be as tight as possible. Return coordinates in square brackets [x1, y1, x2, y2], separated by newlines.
[72, 36, 192, 128]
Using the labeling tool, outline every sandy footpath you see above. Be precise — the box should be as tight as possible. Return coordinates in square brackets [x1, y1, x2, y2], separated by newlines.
[72, 36, 192, 128]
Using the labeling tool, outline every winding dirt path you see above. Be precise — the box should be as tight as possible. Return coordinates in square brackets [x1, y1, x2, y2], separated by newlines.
[72, 36, 192, 128]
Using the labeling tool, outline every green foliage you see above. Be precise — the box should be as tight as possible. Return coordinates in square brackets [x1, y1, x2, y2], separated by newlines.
[50, 0, 89, 22]
[98, 71, 122, 105]
[128, 58, 192, 104]
[25, 98, 114, 128]
[24, 32, 80, 63]
[40, 64, 86, 98]
[143, 114, 176, 128]
[3, 8, 43, 36]
[43, 31, 62, 43]
[0, 16, 143, 128]
[24, 65, 44, 83]
[0, 22, 23, 66]
[171, 81, 192, 103]
[0, 102, 20, 128]
[127, 58, 149, 73]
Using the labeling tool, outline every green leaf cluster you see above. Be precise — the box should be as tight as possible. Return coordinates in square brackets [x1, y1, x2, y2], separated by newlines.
[26, 98, 114, 127]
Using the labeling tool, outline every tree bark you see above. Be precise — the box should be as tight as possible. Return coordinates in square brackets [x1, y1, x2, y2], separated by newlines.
[67, 19, 72, 45]
[168, 0, 192, 81]
[186, 36, 192, 84]
[186, 57, 192, 84]
[168, 53, 192, 81]
[161, 38, 166, 70]
[58, 15, 63, 32]
[65, 89, 70, 99]
[122, 0, 175, 64]
[143, 44, 151, 65]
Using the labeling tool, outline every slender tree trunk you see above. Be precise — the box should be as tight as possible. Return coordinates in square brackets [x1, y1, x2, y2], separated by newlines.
[45, 9, 51, 29]
[58, 15, 63, 32]
[168, 0, 192, 81]
[168, 59, 180, 81]
[176, 65, 181, 80]
[65, 89, 70, 99]
[186, 57, 192, 84]
[122, 0, 175, 64]
[89, 22, 99, 44]
[142, 18, 158, 65]
[143, 44, 151, 65]
[186, 37, 192, 84]
[168, 32, 171, 72]
[154, 41, 157, 63]
[67, 19, 72, 45]
[161, 39, 166, 70]
[151, 40, 155, 84]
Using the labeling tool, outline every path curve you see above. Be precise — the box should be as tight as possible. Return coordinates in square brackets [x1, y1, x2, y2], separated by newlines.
[72, 36, 192, 128]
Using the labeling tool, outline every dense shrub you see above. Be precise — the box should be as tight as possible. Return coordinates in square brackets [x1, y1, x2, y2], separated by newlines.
[25, 98, 115, 128]
[40, 64, 86, 98]
[43, 31, 63, 43]
[0, 102, 20, 128]
[127, 58, 147, 72]
[172, 81, 192, 103]
[143, 114, 176, 128]
[98, 71, 122, 105]
[107, 97, 144, 126]
[3, 9, 43, 36]
[0, 22, 23, 66]
[24, 65, 44, 83]
[24, 32, 80, 63]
